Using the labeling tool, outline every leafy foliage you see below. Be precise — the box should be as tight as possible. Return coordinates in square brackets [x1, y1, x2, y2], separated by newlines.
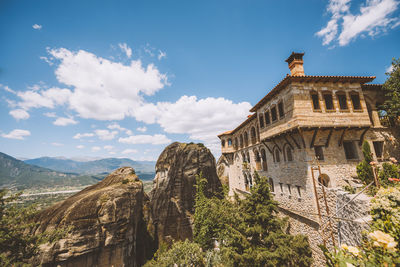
[143, 239, 205, 267]
[356, 141, 374, 185]
[381, 57, 400, 123]
[0, 189, 67, 266]
[378, 162, 400, 187]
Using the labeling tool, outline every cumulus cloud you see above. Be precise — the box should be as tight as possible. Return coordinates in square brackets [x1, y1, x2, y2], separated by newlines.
[103, 145, 114, 150]
[73, 132, 94, 139]
[32, 24, 42, 30]
[119, 43, 132, 58]
[1, 129, 31, 140]
[43, 112, 57, 118]
[95, 129, 118, 140]
[1, 84, 16, 94]
[134, 96, 251, 149]
[137, 126, 147, 132]
[121, 149, 138, 154]
[9, 109, 30, 120]
[16, 87, 72, 110]
[53, 116, 78, 126]
[386, 64, 394, 73]
[76, 145, 85, 149]
[107, 122, 132, 135]
[91, 146, 101, 152]
[119, 134, 171, 145]
[317, 0, 400, 46]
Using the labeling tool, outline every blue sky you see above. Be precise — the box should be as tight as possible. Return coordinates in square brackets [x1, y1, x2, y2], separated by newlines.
[0, 0, 399, 161]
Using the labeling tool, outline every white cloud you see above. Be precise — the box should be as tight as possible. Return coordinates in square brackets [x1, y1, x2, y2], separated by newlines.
[43, 112, 57, 118]
[1, 129, 31, 140]
[158, 50, 167, 60]
[121, 149, 138, 154]
[95, 129, 118, 140]
[91, 146, 101, 152]
[17, 87, 72, 110]
[103, 145, 114, 150]
[76, 145, 85, 149]
[119, 43, 132, 58]
[40, 56, 53, 66]
[107, 122, 132, 135]
[1, 84, 16, 94]
[135, 95, 251, 149]
[9, 109, 30, 120]
[137, 126, 147, 132]
[109, 151, 117, 155]
[119, 134, 171, 145]
[51, 142, 64, 146]
[46, 47, 168, 120]
[73, 132, 94, 139]
[32, 24, 42, 30]
[317, 0, 400, 46]
[53, 116, 78, 126]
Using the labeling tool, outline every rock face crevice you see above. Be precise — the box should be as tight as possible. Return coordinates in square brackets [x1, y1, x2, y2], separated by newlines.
[33, 167, 155, 267]
[148, 142, 222, 244]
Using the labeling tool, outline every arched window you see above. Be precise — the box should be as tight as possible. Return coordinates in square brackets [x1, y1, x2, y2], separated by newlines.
[239, 135, 244, 148]
[318, 174, 330, 187]
[249, 174, 253, 188]
[268, 178, 274, 192]
[274, 148, 280, 163]
[250, 127, 257, 145]
[246, 152, 250, 163]
[254, 150, 261, 171]
[221, 139, 225, 147]
[244, 132, 249, 147]
[242, 152, 246, 163]
[244, 174, 249, 191]
[261, 149, 267, 171]
[286, 146, 293, 161]
[259, 113, 265, 128]
[234, 137, 238, 149]
[228, 139, 232, 146]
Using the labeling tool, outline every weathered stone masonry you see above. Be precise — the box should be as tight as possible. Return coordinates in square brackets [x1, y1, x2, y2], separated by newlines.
[218, 52, 396, 265]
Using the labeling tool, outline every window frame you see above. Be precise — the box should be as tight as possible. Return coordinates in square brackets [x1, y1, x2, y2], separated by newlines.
[265, 110, 271, 125]
[343, 141, 359, 160]
[323, 92, 335, 112]
[336, 92, 349, 111]
[271, 106, 278, 122]
[311, 91, 321, 111]
[259, 113, 265, 128]
[314, 145, 325, 161]
[278, 101, 285, 119]
[350, 92, 362, 112]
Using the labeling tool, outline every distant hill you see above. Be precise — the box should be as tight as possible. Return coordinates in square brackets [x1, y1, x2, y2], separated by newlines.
[0, 152, 101, 190]
[24, 157, 155, 180]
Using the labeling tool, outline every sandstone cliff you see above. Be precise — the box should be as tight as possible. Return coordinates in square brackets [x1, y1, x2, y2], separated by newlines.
[33, 167, 155, 267]
[148, 142, 221, 244]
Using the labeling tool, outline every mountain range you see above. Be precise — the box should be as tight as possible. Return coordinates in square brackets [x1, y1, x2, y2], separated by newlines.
[0, 152, 156, 191]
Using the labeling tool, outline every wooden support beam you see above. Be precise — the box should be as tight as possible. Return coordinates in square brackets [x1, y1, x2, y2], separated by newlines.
[338, 128, 347, 147]
[297, 128, 306, 148]
[289, 132, 301, 149]
[310, 128, 319, 148]
[284, 135, 294, 150]
[272, 139, 282, 153]
[261, 141, 273, 154]
[325, 128, 333, 148]
[358, 128, 370, 146]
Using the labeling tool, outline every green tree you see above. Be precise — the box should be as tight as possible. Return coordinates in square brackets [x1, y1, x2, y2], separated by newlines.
[381, 57, 400, 124]
[356, 141, 374, 185]
[0, 189, 66, 266]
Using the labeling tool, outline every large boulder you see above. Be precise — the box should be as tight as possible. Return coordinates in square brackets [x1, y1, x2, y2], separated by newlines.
[33, 167, 155, 267]
[148, 142, 222, 245]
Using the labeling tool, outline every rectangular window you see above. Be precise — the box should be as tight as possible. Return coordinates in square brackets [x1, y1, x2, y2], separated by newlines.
[337, 94, 348, 110]
[279, 182, 283, 192]
[271, 107, 277, 121]
[373, 141, 384, 159]
[323, 93, 334, 111]
[296, 185, 301, 197]
[287, 184, 292, 195]
[311, 93, 320, 110]
[278, 102, 284, 118]
[351, 93, 362, 110]
[343, 141, 358, 160]
[314, 146, 324, 161]
[259, 114, 264, 128]
[265, 111, 271, 125]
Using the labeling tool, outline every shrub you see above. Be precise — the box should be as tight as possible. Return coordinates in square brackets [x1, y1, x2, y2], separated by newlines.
[356, 141, 374, 185]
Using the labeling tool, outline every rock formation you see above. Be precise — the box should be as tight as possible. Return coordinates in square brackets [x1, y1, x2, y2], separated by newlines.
[33, 167, 155, 267]
[216, 154, 230, 187]
[148, 142, 221, 245]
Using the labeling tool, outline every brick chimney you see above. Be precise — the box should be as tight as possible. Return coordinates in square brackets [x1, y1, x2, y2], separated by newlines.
[285, 52, 305, 76]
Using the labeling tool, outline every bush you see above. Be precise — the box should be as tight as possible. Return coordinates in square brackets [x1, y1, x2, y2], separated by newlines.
[356, 141, 374, 185]
[378, 162, 400, 187]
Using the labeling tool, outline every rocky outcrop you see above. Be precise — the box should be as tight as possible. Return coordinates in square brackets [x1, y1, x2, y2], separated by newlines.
[216, 154, 230, 187]
[33, 167, 155, 267]
[148, 142, 221, 244]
